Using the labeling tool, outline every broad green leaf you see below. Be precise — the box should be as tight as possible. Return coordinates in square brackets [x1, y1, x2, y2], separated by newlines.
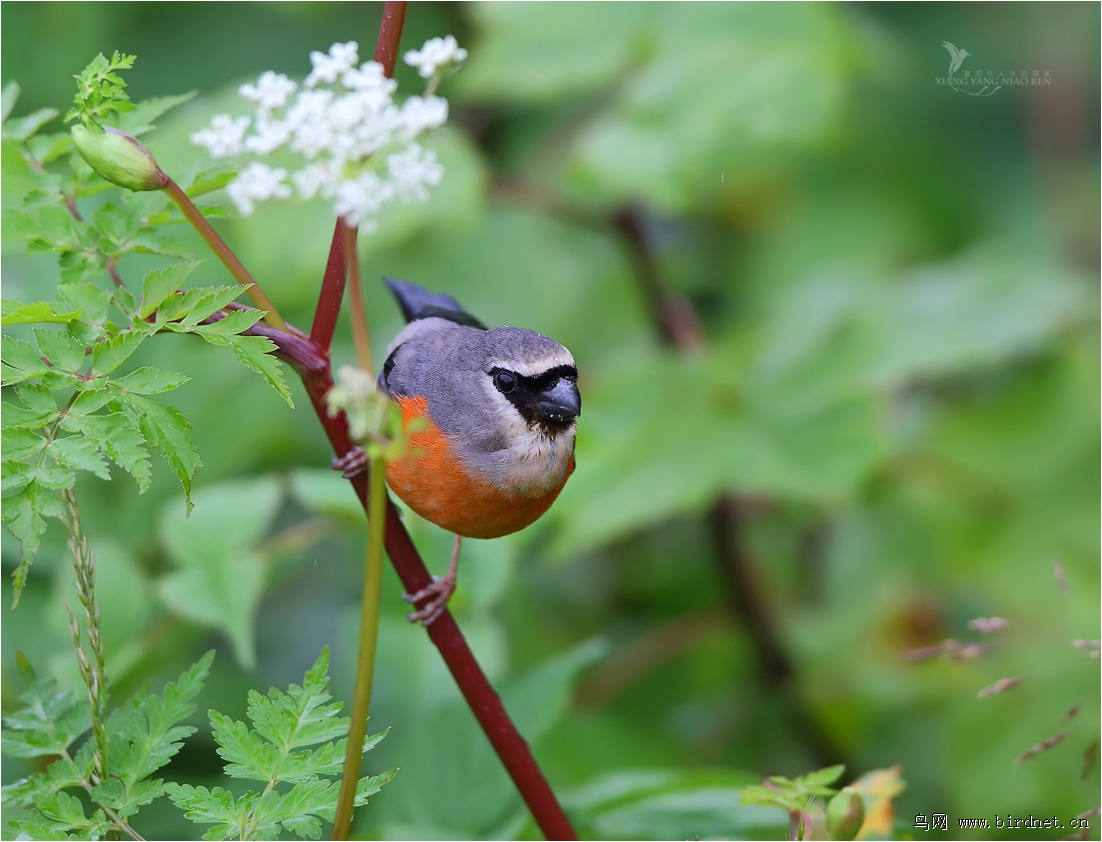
[569, 768, 787, 841]
[0, 299, 81, 325]
[2, 107, 59, 141]
[156, 478, 282, 666]
[1, 80, 18, 122]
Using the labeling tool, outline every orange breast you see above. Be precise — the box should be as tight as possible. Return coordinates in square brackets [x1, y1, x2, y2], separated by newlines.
[385, 394, 573, 539]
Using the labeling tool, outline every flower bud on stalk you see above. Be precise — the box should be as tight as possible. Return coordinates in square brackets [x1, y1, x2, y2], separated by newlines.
[826, 787, 866, 841]
[71, 125, 168, 191]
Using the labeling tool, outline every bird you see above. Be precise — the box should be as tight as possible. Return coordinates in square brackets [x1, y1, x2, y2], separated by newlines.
[942, 41, 970, 76]
[346, 278, 581, 625]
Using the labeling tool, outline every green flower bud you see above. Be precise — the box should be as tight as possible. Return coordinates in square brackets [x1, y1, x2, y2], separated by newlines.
[826, 787, 865, 841]
[71, 125, 168, 191]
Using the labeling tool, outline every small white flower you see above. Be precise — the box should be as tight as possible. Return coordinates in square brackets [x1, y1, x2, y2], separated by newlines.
[226, 162, 291, 215]
[292, 162, 339, 199]
[386, 143, 443, 203]
[239, 71, 297, 116]
[306, 41, 359, 87]
[190, 114, 250, 158]
[396, 95, 449, 139]
[342, 61, 395, 95]
[333, 171, 395, 228]
[244, 117, 292, 155]
[404, 35, 468, 79]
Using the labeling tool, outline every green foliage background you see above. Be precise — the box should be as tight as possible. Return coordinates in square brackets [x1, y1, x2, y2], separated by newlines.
[2, 2, 1098, 839]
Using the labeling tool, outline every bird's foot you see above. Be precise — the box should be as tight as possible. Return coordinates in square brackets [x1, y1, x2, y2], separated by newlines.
[332, 446, 369, 479]
[403, 572, 456, 626]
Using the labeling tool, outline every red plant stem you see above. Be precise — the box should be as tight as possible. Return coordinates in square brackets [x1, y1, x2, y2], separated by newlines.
[284, 3, 576, 837]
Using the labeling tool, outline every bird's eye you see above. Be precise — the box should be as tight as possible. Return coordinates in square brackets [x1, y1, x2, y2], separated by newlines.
[493, 370, 518, 394]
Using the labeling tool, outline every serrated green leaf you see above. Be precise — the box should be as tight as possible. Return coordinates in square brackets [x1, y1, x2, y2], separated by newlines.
[156, 284, 240, 325]
[194, 308, 265, 336]
[1, 669, 90, 758]
[118, 394, 201, 506]
[64, 412, 151, 492]
[90, 329, 147, 375]
[140, 261, 199, 319]
[227, 335, 294, 408]
[2, 482, 55, 596]
[1, 426, 48, 461]
[49, 435, 111, 480]
[1, 335, 49, 384]
[1, 299, 82, 325]
[33, 327, 86, 373]
[164, 783, 244, 840]
[57, 281, 112, 326]
[14, 381, 58, 413]
[99, 652, 213, 815]
[113, 284, 139, 319]
[801, 764, 846, 790]
[111, 365, 189, 395]
[34, 789, 112, 835]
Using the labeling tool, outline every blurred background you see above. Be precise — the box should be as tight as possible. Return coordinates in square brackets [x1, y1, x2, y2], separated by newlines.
[2, 3, 1099, 839]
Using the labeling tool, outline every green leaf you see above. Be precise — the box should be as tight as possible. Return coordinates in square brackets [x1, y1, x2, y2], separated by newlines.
[1, 299, 82, 325]
[1, 668, 90, 758]
[65, 412, 152, 492]
[57, 280, 113, 328]
[102, 652, 213, 813]
[140, 261, 199, 319]
[1, 80, 19, 122]
[49, 435, 111, 480]
[193, 308, 265, 336]
[112, 366, 189, 395]
[33, 327, 86, 373]
[1, 426, 49, 461]
[116, 91, 198, 136]
[90, 329, 147, 375]
[164, 783, 246, 841]
[118, 394, 202, 507]
[569, 769, 787, 841]
[3, 107, 60, 141]
[156, 284, 241, 326]
[2, 481, 58, 600]
[1, 335, 49, 384]
[155, 478, 282, 666]
[226, 335, 294, 408]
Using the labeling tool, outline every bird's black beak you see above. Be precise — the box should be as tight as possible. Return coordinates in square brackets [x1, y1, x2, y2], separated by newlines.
[535, 377, 581, 425]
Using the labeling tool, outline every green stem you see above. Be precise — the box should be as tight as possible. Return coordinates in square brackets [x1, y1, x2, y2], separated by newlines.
[162, 178, 288, 331]
[331, 449, 388, 840]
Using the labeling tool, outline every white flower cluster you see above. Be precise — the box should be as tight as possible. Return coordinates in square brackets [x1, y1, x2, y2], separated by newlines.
[404, 35, 468, 79]
[190, 38, 466, 231]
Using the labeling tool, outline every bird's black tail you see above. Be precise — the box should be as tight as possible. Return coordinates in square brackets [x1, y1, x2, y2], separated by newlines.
[383, 278, 486, 329]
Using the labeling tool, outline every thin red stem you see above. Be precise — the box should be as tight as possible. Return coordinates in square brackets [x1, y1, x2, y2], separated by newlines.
[279, 3, 575, 836]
